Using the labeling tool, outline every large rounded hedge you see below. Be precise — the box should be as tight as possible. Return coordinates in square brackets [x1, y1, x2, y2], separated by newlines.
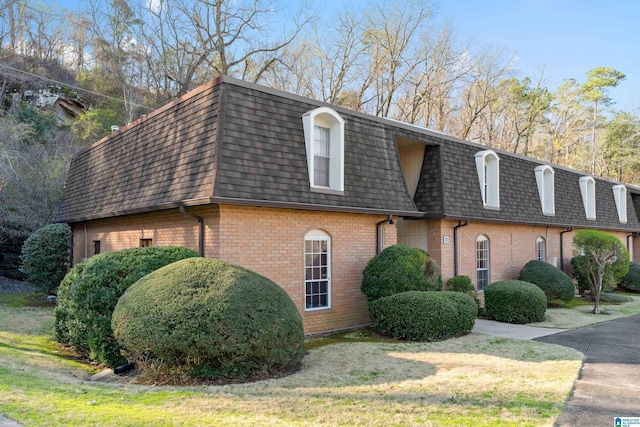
[484, 280, 547, 324]
[361, 244, 441, 302]
[518, 260, 575, 303]
[20, 223, 72, 294]
[368, 291, 476, 341]
[619, 262, 640, 292]
[112, 257, 304, 381]
[54, 246, 199, 368]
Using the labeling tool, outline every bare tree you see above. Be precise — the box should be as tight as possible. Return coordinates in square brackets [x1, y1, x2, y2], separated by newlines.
[359, 0, 433, 118]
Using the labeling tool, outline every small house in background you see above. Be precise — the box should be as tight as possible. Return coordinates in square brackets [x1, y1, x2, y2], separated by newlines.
[23, 88, 88, 124]
[57, 76, 640, 334]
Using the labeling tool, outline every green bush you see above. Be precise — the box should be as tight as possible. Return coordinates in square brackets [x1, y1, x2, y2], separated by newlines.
[447, 275, 474, 293]
[54, 246, 199, 368]
[599, 292, 633, 304]
[571, 255, 629, 297]
[20, 223, 72, 294]
[484, 280, 547, 324]
[368, 291, 476, 341]
[518, 260, 575, 303]
[619, 262, 640, 292]
[362, 244, 441, 301]
[112, 258, 304, 381]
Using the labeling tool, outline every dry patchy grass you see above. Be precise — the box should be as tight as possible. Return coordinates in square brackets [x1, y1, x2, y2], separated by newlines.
[531, 294, 640, 329]
[0, 293, 583, 426]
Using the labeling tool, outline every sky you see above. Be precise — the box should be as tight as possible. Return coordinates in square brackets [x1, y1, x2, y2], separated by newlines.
[434, 0, 640, 111]
[51, 0, 639, 111]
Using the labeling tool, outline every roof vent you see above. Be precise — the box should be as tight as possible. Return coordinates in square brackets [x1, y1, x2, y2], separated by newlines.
[111, 125, 120, 133]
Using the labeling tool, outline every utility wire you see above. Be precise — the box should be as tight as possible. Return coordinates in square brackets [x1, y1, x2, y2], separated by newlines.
[0, 62, 156, 111]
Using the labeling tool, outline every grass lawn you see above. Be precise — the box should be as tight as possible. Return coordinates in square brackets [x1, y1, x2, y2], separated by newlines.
[531, 293, 640, 329]
[0, 291, 584, 426]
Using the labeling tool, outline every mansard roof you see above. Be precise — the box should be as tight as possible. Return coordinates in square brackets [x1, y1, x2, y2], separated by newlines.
[58, 76, 419, 223]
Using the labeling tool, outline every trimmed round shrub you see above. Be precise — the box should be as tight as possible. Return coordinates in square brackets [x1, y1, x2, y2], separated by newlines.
[447, 275, 474, 293]
[112, 257, 304, 381]
[54, 246, 199, 368]
[619, 262, 640, 292]
[518, 260, 575, 303]
[484, 280, 547, 323]
[362, 244, 441, 301]
[368, 291, 476, 341]
[20, 223, 72, 294]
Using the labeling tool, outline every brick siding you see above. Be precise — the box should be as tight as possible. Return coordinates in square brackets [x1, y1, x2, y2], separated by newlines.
[72, 205, 397, 334]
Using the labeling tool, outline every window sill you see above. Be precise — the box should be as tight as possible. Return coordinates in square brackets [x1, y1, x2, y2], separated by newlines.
[305, 306, 332, 312]
[482, 205, 500, 211]
[310, 186, 344, 196]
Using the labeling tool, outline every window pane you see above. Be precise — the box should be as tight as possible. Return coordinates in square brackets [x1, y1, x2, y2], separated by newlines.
[314, 126, 330, 156]
[304, 237, 330, 310]
[314, 156, 329, 186]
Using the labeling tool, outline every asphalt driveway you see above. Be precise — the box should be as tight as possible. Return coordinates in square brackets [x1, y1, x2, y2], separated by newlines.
[535, 314, 640, 426]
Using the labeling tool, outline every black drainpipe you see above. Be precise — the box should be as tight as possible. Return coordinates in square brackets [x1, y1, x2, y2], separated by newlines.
[453, 220, 469, 276]
[559, 227, 573, 272]
[179, 206, 205, 257]
[376, 215, 395, 254]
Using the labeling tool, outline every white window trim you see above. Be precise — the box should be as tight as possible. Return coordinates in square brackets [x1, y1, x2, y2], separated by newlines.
[302, 107, 345, 194]
[476, 235, 489, 292]
[304, 229, 331, 311]
[579, 176, 596, 220]
[612, 184, 627, 223]
[474, 150, 500, 209]
[534, 165, 555, 215]
[535, 236, 546, 262]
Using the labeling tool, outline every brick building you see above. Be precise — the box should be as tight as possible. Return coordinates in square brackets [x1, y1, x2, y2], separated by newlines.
[58, 76, 640, 334]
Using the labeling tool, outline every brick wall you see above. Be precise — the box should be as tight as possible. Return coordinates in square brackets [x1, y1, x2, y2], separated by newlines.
[71, 204, 396, 334]
[429, 219, 633, 291]
[215, 205, 396, 333]
[71, 206, 216, 263]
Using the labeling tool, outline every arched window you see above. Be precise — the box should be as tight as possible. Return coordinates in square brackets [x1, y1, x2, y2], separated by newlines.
[476, 235, 489, 291]
[613, 185, 627, 223]
[534, 165, 555, 215]
[475, 150, 500, 209]
[535, 237, 546, 262]
[304, 229, 331, 310]
[579, 176, 596, 220]
[302, 107, 345, 193]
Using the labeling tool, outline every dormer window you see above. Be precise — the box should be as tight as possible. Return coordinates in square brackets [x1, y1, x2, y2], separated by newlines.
[475, 150, 500, 209]
[302, 107, 345, 193]
[534, 165, 555, 215]
[613, 184, 627, 223]
[579, 176, 596, 220]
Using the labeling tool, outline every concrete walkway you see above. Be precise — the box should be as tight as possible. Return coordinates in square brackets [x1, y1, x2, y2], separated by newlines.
[472, 318, 567, 339]
[0, 416, 21, 427]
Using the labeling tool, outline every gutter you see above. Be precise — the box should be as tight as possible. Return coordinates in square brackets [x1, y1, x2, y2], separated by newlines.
[376, 215, 395, 254]
[453, 220, 469, 276]
[559, 227, 573, 272]
[179, 207, 205, 257]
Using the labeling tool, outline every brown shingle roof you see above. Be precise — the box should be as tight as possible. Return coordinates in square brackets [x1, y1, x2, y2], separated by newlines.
[58, 77, 420, 223]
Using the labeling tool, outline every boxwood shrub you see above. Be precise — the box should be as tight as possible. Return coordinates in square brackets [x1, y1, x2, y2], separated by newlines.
[518, 260, 575, 303]
[446, 275, 474, 293]
[20, 223, 72, 294]
[54, 246, 199, 368]
[484, 280, 546, 324]
[112, 257, 304, 381]
[619, 262, 640, 292]
[367, 291, 476, 341]
[362, 244, 441, 302]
